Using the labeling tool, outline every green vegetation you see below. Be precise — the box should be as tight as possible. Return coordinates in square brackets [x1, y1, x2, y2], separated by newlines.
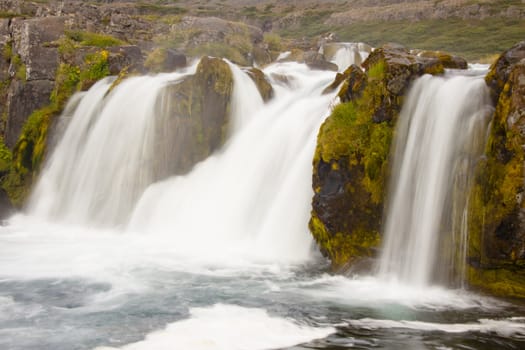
[332, 18, 525, 61]
[136, 2, 187, 15]
[11, 54, 26, 82]
[0, 137, 12, 173]
[316, 60, 392, 204]
[263, 33, 282, 52]
[65, 30, 126, 48]
[310, 213, 380, 268]
[1, 48, 112, 207]
[0, 12, 19, 19]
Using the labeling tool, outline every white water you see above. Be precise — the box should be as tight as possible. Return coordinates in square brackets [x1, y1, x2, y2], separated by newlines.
[1, 56, 524, 350]
[225, 61, 264, 132]
[325, 43, 371, 71]
[95, 304, 335, 350]
[378, 73, 493, 286]
[128, 62, 336, 262]
[27, 68, 197, 227]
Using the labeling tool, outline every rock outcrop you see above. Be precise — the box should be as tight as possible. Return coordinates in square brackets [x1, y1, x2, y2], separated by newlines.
[467, 41, 525, 298]
[310, 45, 465, 270]
[152, 56, 234, 177]
[0, 24, 145, 208]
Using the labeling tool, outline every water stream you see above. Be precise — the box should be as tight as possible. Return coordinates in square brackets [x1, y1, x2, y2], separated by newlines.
[0, 57, 523, 350]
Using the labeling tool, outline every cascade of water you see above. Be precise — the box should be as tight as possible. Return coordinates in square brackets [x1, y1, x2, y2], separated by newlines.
[128, 62, 336, 262]
[378, 73, 493, 287]
[27, 70, 194, 227]
[328, 43, 371, 72]
[26, 57, 336, 262]
[225, 61, 265, 132]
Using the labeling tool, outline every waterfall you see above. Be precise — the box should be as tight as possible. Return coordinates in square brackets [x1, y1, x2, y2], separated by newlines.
[26, 59, 336, 262]
[378, 73, 493, 287]
[226, 62, 264, 133]
[27, 66, 200, 227]
[128, 63, 336, 262]
[324, 43, 371, 72]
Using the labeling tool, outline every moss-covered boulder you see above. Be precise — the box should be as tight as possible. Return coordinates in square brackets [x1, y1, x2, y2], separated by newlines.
[416, 50, 468, 70]
[467, 41, 525, 298]
[310, 45, 457, 270]
[153, 56, 233, 177]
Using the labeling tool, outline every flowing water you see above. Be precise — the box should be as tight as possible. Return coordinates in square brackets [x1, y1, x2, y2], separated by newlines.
[378, 74, 494, 287]
[0, 59, 524, 350]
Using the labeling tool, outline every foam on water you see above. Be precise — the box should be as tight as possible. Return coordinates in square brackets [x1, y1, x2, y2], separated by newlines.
[287, 274, 504, 311]
[347, 317, 525, 339]
[94, 304, 335, 350]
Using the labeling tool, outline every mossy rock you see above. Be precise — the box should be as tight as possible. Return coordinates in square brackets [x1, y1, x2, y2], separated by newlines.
[1, 47, 116, 208]
[311, 45, 450, 270]
[467, 41, 525, 298]
[152, 56, 233, 178]
[144, 47, 186, 73]
[417, 50, 468, 69]
[247, 67, 273, 102]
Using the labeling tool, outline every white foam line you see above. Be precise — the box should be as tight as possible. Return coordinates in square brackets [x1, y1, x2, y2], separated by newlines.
[348, 317, 525, 339]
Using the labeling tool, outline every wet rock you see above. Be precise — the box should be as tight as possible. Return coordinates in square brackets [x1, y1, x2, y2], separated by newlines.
[416, 50, 468, 70]
[154, 56, 233, 177]
[0, 187, 14, 220]
[247, 67, 273, 102]
[310, 45, 453, 270]
[485, 41, 525, 100]
[467, 41, 525, 298]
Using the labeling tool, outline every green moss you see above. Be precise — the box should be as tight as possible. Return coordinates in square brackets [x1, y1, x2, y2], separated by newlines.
[316, 61, 392, 199]
[309, 213, 380, 268]
[467, 266, 525, 298]
[65, 30, 126, 48]
[196, 56, 233, 97]
[466, 54, 525, 298]
[78, 50, 110, 90]
[50, 63, 80, 108]
[363, 122, 392, 204]
[2, 41, 12, 63]
[2, 106, 56, 207]
[312, 60, 394, 268]
[2, 48, 113, 207]
[0, 137, 12, 173]
[11, 54, 26, 82]
[0, 12, 19, 19]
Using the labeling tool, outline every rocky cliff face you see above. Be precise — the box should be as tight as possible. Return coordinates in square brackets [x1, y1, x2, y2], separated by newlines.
[467, 41, 525, 298]
[310, 45, 463, 270]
